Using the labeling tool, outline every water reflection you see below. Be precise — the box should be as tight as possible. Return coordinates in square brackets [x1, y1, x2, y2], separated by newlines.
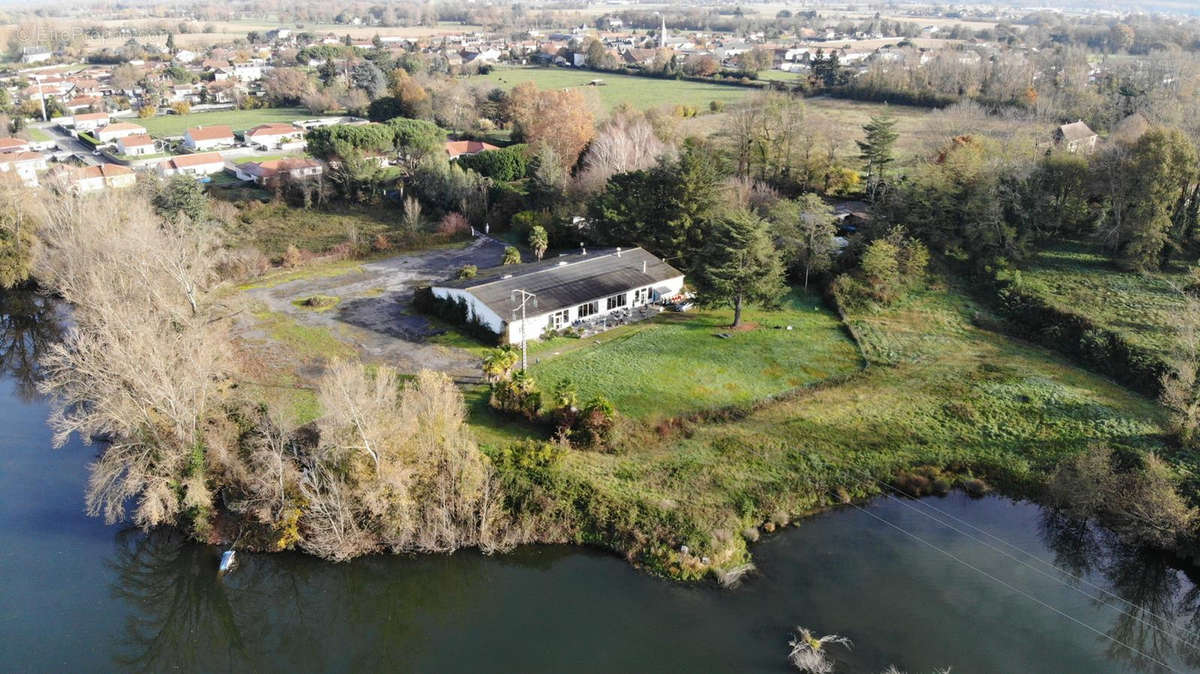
[1040, 509, 1200, 672]
[108, 529, 258, 672]
[0, 290, 63, 401]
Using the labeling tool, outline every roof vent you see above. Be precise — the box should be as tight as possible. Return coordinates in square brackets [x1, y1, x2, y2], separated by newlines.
[558, 261, 568, 266]
[501, 273, 513, 279]
[580, 243, 587, 256]
[616, 247, 622, 257]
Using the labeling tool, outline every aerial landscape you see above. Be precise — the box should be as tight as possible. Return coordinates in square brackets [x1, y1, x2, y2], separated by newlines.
[3, 0, 1200, 671]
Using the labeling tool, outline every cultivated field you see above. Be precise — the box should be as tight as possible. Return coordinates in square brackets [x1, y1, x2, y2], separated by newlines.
[138, 107, 314, 137]
[475, 66, 758, 112]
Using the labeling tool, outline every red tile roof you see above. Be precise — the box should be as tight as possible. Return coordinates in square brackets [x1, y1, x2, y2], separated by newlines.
[444, 140, 499, 156]
[186, 125, 234, 141]
[119, 134, 154, 146]
[161, 152, 224, 169]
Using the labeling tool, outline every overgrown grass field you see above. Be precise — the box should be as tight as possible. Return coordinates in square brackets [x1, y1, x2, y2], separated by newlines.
[138, 107, 315, 137]
[474, 66, 758, 111]
[526, 290, 861, 421]
[535, 279, 1170, 574]
[1018, 241, 1188, 356]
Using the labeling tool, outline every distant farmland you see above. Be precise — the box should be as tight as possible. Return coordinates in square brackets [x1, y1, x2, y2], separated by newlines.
[473, 66, 759, 111]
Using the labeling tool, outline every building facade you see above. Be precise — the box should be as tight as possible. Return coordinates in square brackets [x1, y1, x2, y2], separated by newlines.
[432, 247, 684, 344]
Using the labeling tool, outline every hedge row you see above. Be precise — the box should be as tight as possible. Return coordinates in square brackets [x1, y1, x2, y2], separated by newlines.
[989, 278, 1170, 398]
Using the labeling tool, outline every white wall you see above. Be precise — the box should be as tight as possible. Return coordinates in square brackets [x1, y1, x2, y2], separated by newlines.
[431, 287, 506, 335]
[504, 276, 684, 344]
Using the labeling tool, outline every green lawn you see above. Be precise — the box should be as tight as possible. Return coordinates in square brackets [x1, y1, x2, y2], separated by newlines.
[138, 107, 315, 137]
[24, 127, 51, 142]
[525, 290, 862, 421]
[757, 69, 806, 82]
[474, 66, 758, 111]
[1017, 241, 1188, 356]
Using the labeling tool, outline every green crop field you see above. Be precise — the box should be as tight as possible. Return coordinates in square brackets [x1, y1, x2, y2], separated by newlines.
[474, 66, 759, 111]
[526, 289, 862, 421]
[1018, 241, 1188, 356]
[138, 107, 315, 137]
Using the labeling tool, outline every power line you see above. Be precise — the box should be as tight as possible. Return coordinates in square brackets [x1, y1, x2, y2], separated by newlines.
[848, 501, 1180, 673]
[844, 466, 1200, 652]
[875, 478, 1200, 648]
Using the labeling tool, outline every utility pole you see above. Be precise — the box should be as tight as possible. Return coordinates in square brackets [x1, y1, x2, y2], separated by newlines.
[511, 289, 537, 371]
[32, 75, 47, 122]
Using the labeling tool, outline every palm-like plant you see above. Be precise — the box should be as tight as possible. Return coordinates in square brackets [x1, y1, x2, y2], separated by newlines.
[481, 346, 518, 383]
[787, 626, 852, 673]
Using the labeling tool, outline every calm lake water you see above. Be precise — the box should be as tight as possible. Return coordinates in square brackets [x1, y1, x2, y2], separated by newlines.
[3, 291, 1200, 673]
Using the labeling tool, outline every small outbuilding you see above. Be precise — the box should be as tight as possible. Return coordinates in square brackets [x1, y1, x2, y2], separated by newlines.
[1054, 120, 1098, 154]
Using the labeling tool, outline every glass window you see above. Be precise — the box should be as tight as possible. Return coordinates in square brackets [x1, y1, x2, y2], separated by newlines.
[551, 309, 570, 328]
[578, 301, 599, 318]
[606, 294, 627, 311]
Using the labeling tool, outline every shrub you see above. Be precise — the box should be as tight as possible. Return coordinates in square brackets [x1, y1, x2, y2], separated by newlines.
[281, 244, 305, 268]
[439, 212, 470, 236]
[456, 264, 477, 280]
[493, 437, 566, 471]
[574, 395, 617, 450]
[502, 246, 521, 265]
[456, 144, 529, 181]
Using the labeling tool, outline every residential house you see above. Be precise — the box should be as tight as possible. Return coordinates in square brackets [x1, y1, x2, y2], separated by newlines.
[117, 134, 156, 156]
[234, 158, 324, 186]
[69, 163, 137, 192]
[1054, 120, 1099, 153]
[21, 47, 52, 64]
[244, 123, 304, 151]
[0, 138, 31, 154]
[0, 152, 48, 187]
[444, 140, 498, 160]
[64, 95, 102, 113]
[73, 112, 111, 135]
[431, 247, 684, 344]
[95, 122, 147, 143]
[158, 152, 226, 177]
[182, 125, 235, 151]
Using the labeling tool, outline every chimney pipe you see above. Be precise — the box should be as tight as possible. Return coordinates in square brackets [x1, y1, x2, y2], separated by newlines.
[642, 260, 647, 273]
[617, 247, 622, 257]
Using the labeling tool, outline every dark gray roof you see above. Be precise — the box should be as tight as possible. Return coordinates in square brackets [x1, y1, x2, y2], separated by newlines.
[439, 247, 683, 319]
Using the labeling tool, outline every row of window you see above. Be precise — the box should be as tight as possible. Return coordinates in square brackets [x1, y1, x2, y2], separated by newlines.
[547, 290, 650, 328]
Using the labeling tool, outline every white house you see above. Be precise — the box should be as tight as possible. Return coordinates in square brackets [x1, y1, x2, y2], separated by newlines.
[182, 125, 234, 151]
[244, 123, 304, 151]
[21, 47, 52, 63]
[117, 134, 156, 156]
[68, 163, 137, 192]
[73, 112, 111, 134]
[158, 152, 226, 177]
[0, 152, 48, 187]
[431, 247, 685, 344]
[95, 122, 147, 143]
[234, 158, 323, 185]
[0, 138, 31, 154]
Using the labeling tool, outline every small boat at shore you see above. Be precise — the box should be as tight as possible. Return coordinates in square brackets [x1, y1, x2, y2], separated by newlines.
[218, 550, 237, 576]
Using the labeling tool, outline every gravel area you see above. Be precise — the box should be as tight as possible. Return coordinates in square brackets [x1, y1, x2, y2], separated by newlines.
[243, 237, 507, 378]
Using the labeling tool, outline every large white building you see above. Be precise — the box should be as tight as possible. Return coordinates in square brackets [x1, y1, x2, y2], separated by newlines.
[431, 247, 684, 344]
